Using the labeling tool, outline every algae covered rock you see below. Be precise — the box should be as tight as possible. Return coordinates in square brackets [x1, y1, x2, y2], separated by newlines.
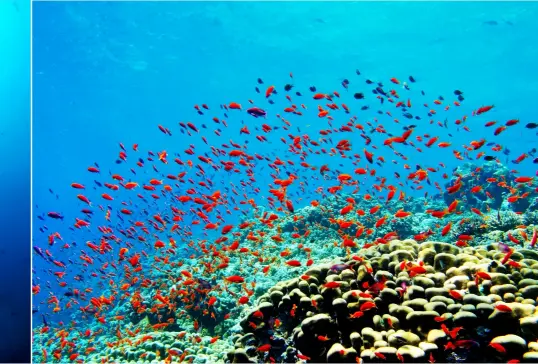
[326, 343, 357, 363]
[396, 345, 426, 361]
[491, 284, 518, 296]
[229, 348, 252, 363]
[387, 330, 420, 348]
[490, 334, 527, 357]
[427, 329, 447, 345]
[406, 311, 439, 333]
[300, 313, 336, 336]
[520, 316, 538, 340]
[520, 285, 538, 299]
[453, 311, 478, 327]
[434, 253, 458, 272]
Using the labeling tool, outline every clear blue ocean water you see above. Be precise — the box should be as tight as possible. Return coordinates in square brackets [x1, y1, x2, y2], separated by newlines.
[30, 2, 538, 363]
[32, 1, 538, 206]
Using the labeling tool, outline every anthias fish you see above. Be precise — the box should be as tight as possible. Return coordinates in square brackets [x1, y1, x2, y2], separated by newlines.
[33, 68, 536, 363]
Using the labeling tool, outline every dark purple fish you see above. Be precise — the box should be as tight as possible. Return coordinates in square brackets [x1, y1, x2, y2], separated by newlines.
[498, 242, 511, 253]
[330, 263, 350, 273]
[64, 289, 78, 297]
[247, 107, 266, 118]
[42, 314, 49, 327]
[47, 212, 63, 220]
[198, 278, 212, 290]
[33, 246, 46, 259]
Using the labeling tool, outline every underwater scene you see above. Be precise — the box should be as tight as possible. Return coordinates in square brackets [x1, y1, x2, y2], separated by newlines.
[32, 2, 538, 363]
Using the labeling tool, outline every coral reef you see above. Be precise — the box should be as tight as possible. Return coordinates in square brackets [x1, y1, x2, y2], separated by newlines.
[88, 329, 228, 363]
[443, 162, 516, 210]
[228, 239, 538, 363]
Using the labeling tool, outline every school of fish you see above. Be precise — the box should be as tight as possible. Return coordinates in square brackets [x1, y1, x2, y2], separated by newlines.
[32, 69, 538, 363]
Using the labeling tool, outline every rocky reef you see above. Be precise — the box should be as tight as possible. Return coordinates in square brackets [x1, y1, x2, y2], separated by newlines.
[442, 161, 534, 213]
[228, 238, 538, 363]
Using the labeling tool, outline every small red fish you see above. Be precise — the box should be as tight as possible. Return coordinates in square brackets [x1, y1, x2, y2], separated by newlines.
[449, 290, 464, 300]
[324, 281, 341, 289]
[359, 301, 376, 311]
[489, 342, 506, 353]
[257, 344, 271, 352]
[494, 304, 512, 312]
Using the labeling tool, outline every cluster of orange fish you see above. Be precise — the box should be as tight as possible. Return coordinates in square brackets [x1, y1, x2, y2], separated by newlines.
[33, 71, 537, 363]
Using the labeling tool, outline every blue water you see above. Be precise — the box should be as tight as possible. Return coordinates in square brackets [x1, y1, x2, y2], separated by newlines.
[0, 0, 30, 362]
[32, 1, 538, 196]
[31, 1, 537, 361]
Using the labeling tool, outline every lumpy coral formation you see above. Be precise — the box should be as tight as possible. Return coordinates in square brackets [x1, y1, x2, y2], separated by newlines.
[228, 238, 538, 363]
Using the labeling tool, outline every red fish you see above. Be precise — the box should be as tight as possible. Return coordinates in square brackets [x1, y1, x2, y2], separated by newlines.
[257, 344, 271, 352]
[476, 105, 494, 115]
[265, 85, 275, 98]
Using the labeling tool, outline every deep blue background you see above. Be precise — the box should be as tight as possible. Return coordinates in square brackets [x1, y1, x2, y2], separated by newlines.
[31, 0, 537, 339]
[0, 0, 30, 362]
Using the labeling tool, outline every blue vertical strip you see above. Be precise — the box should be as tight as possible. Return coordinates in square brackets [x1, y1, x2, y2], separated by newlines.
[0, 0, 30, 362]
